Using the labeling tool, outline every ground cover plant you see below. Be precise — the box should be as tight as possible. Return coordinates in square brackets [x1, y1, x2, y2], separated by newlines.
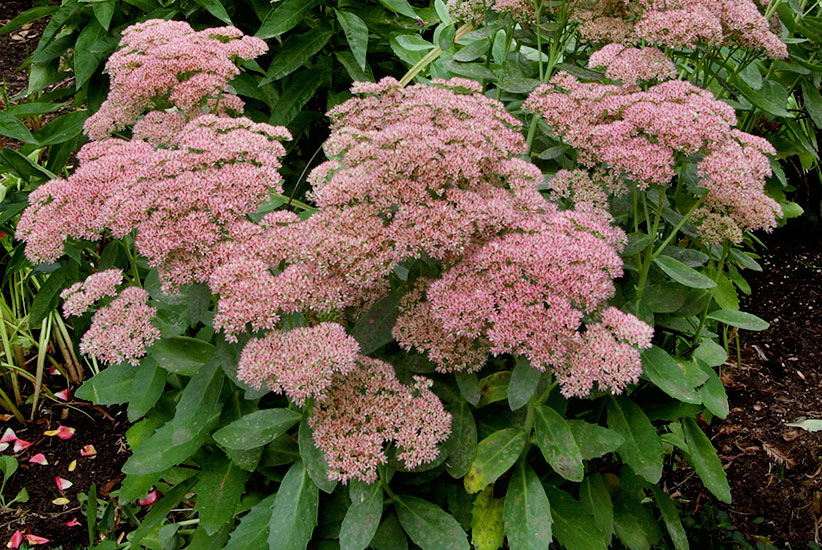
[1, 0, 821, 548]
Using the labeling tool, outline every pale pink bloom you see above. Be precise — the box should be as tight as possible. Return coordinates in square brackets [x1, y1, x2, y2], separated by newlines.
[589, 44, 677, 87]
[61, 270, 123, 317]
[79, 287, 160, 365]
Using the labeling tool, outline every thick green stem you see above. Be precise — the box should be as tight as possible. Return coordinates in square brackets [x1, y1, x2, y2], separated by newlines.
[634, 191, 666, 307]
[650, 195, 707, 261]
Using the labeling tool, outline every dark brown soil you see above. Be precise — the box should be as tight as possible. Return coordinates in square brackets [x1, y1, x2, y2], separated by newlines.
[0, 0, 45, 100]
[0, 398, 130, 549]
[676, 223, 822, 547]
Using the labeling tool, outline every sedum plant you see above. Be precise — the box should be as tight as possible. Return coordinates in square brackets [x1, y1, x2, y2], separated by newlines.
[8, 0, 815, 548]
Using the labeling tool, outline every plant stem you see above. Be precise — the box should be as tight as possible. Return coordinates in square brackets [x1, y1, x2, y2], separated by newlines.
[650, 195, 707, 261]
[634, 191, 666, 307]
[399, 23, 474, 87]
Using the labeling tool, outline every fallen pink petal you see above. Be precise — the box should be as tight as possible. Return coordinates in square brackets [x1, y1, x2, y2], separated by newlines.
[43, 425, 75, 440]
[24, 535, 49, 546]
[54, 389, 69, 401]
[49, 365, 58, 376]
[138, 489, 158, 506]
[80, 444, 97, 457]
[0, 428, 16, 443]
[55, 476, 73, 490]
[12, 439, 31, 452]
[0, 442, 8, 453]
[65, 518, 81, 527]
[6, 530, 22, 549]
[28, 453, 48, 465]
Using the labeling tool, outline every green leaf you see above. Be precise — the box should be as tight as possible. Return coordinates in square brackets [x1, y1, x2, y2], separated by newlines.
[507, 356, 540, 410]
[641, 283, 688, 313]
[196, 453, 250, 535]
[580, 474, 613, 542]
[503, 462, 552, 550]
[270, 69, 326, 127]
[477, 371, 510, 407]
[682, 417, 731, 503]
[377, 0, 418, 19]
[623, 233, 653, 256]
[693, 340, 727, 367]
[471, 487, 504, 550]
[612, 493, 663, 550]
[455, 373, 481, 406]
[641, 346, 701, 404]
[33, 110, 89, 147]
[170, 360, 224, 435]
[0, 113, 37, 144]
[0, 6, 58, 34]
[454, 39, 490, 62]
[395, 495, 469, 550]
[257, 0, 319, 38]
[567, 420, 624, 460]
[546, 487, 608, 550]
[335, 51, 374, 82]
[149, 336, 217, 375]
[706, 310, 769, 331]
[443, 401, 477, 478]
[733, 78, 793, 118]
[340, 480, 383, 550]
[75, 363, 137, 405]
[92, 0, 115, 30]
[0, 456, 18, 493]
[464, 428, 526, 493]
[653, 256, 717, 289]
[262, 26, 333, 84]
[0, 148, 56, 181]
[437, 23, 456, 51]
[371, 513, 407, 550]
[213, 409, 301, 450]
[224, 493, 277, 550]
[131, 477, 198, 544]
[801, 79, 822, 127]
[299, 419, 337, 494]
[709, 275, 739, 310]
[192, 0, 232, 23]
[443, 60, 495, 80]
[335, 10, 368, 70]
[73, 19, 115, 89]
[696, 360, 729, 419]
[186, 523, 232, 550]
[533, 405, 583, 482]
[29, 266, 70, 327]
[127, 357, 167, 422]
[350, 289, 404, 354]
[607, 397, 663, 483]
[650, 486, 689, 550]
[268, 460, 319, 550]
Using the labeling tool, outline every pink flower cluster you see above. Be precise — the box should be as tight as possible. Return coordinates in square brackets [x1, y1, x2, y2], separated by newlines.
[60, 269, 123, 317]
[525, 72, 782, 242]
[78, 287, 159, 365]
[308, 357, 451, 483]
[572, 0, 787, 58]
[84, 19, 267, 140]
[548, 168, 624, 209]
[446, 0, 533, 22]
[237, 323, 360, 405]
[588, 44, 677, 87]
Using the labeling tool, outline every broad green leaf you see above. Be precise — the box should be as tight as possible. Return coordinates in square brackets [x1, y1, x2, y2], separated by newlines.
[256, 0, 320, 38]
[580, 475, 613, 542]
[696, 360, 729, 419]
[0, 456, 18, 489]
[507, 356, 540, 411]
[268, 460, 318, 550]
[682, 418, 731, 503]
[785, 419, 822, 432]
[0, 148, 56, 181]
[443, 60, 495, 80]
[33, 0, 80, 53]
[350, 290, 405, 354]
[127, 357, 167, 422]
[728, 248, 762, 272]
[75, 362, 137, 405]
[299, 419, 337, 494]
[477, 371, 510, 407]
[801, 79, 822, 127]
[693, 340, 727, 367]
[443, 401, 477, 478]
[131, 477, 198, 544]
[74, 19, 116, 89]
[33, 110, 89, 146]
[186, 523, 232, 550]
[607, 397, 663, 483]
[641, 283, 688, 313]
[193, 0, 232, 24]
[546, 487, 608, 550]
[454, 40, 490, 62]
[612, 493, 663, 550]
[653, 256, 716, 289]
[170, 360, 224, 435]
[149, 336, 217, 375]
[568, 420, 624, 460]
[262, 26, 333, 84]
[709, 275, 739, 310]
[371, 513, 407, 550]
[195, 454, 250, 535]
[533, 405, 583, 481]
[395, 496, 469, 550]
[503, 462, 552, 550]
[455, 373, 481, 406]
[0, 113, 37, 144]
[650, 486, 689, 550]
[471, 487, 504, 550]
[269, 69, 326, 127]
[641, 346, 701, 404]
[29, 265, 72, 326]
[336, 51, 374, 82]
[437, 23, 456, 51]
[224, 446, 263, 472]
[622, 233, 652, 256]
[335, 10, 368, 70]
[464, 428, 526, 493]
[119, 471, 163, 503]
[213, 409, 301, 450]
[340, 480, 383, 550]
[377, 0, 418, 19]
[434, 0, 451, 23]
[394, 34, 434, 51]
[706, 310, 769, 331]
[92, 0, 115, 30]
[0, 6, 58, 34]
[733, 78, 793, 118]
[223, 493, 277, 550]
